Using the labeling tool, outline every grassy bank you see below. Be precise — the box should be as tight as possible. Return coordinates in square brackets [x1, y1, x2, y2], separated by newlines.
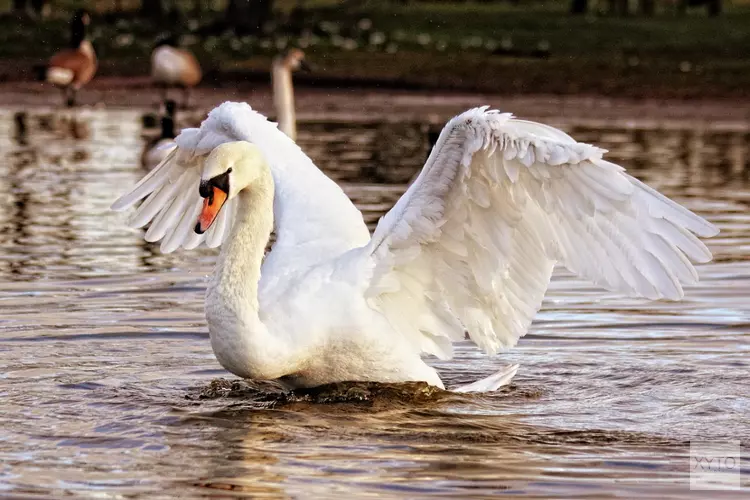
[1, 1, 749, 98]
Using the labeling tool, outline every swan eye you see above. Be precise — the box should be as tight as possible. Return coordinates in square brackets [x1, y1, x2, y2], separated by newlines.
[200, 170, 232, 199]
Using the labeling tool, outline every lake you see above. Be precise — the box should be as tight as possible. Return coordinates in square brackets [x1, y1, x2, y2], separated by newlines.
[0, 105, 748, 498]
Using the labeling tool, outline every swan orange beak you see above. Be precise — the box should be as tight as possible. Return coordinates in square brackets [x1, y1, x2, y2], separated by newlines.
[195, 186, 227, 234]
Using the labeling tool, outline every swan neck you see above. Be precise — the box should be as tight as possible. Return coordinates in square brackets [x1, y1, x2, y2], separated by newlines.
[272, 59, 296, 141]
[206, 169, 286, 380]
[210, 176, 274, 316]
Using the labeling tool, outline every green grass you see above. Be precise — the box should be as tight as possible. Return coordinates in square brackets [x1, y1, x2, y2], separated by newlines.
[2, 1, 749, 98]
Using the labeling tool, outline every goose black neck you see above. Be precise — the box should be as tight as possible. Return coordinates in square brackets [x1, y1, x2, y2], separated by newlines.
[70, 18, 87, 48]
[161, 100, 177, 139]
[160, 117, 175, 140]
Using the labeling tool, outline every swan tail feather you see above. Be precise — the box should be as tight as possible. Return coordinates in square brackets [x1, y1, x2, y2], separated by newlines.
[452, 364, 519, 393]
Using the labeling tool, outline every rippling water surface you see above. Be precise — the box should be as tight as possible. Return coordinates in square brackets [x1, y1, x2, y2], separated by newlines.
[0, 107, 748, 498]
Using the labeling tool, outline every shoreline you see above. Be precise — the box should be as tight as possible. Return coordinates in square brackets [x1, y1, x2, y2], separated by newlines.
[2, 78, 749, 124]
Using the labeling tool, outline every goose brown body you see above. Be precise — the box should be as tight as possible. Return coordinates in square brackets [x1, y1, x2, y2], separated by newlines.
[47, 41, 97, 89]
[151, 38, 202, 108]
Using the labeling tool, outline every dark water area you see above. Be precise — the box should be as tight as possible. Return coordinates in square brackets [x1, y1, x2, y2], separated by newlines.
[0, 107, 748, 498]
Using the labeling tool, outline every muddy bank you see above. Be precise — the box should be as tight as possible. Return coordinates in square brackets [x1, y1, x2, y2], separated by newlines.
[2, 78, 749, 124]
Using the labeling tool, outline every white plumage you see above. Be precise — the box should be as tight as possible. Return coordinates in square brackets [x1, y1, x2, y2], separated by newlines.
[112, 102, 717, 392]
[46, 67, 75, 86]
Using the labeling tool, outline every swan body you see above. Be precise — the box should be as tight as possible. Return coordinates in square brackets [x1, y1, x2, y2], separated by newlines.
[112, 102, 718, 392]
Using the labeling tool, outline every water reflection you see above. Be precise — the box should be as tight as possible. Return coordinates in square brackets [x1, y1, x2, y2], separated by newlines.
[0, 107, 748, 498]
[167, 388, 714, 499]
[1, 108, 747, 281]
[177, 385, 687, 498]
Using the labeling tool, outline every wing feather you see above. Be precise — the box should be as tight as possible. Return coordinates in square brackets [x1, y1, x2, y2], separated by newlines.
[112, 102, 369, 255]
[364, 107, 718, 357]
[112, 149, 177, 212]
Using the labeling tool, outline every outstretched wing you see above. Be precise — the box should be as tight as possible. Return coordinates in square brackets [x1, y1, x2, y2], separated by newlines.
[365, 107, 718, 359]
[112, 102, 370, 256]
[111, 139, 234, 253]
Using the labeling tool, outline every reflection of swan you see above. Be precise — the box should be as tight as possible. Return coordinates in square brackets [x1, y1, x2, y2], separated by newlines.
[38, 9, 97, 107]
[151, 36, 202, 109]
[112, 103, 718, 392]
[142, 100, 177, 170]
[272, 49, 311, 141]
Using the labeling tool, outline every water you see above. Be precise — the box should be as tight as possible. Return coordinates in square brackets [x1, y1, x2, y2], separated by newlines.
[1, 106, 748, 498]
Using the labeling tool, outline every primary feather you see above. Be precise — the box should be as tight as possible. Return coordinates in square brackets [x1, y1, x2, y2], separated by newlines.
[364, 107, 717, 357]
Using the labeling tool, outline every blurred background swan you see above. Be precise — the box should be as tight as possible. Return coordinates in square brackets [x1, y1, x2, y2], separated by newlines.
[272, 48, 311, 141]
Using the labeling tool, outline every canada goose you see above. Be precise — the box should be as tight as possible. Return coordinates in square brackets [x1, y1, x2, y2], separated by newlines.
[271, 48, 311, 141]
[141, 99, 177, 170]
[151, 36, 202, 109]
[39, 9, 97, 107]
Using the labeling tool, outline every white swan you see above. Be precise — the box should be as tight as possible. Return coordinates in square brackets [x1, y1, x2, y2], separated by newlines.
[111, 102, 718, 392]
[271, 49, 310, 141]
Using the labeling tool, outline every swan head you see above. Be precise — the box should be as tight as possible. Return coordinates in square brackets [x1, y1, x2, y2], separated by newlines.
[283, 48, 312, 72]
[195, 141, 268, 234]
